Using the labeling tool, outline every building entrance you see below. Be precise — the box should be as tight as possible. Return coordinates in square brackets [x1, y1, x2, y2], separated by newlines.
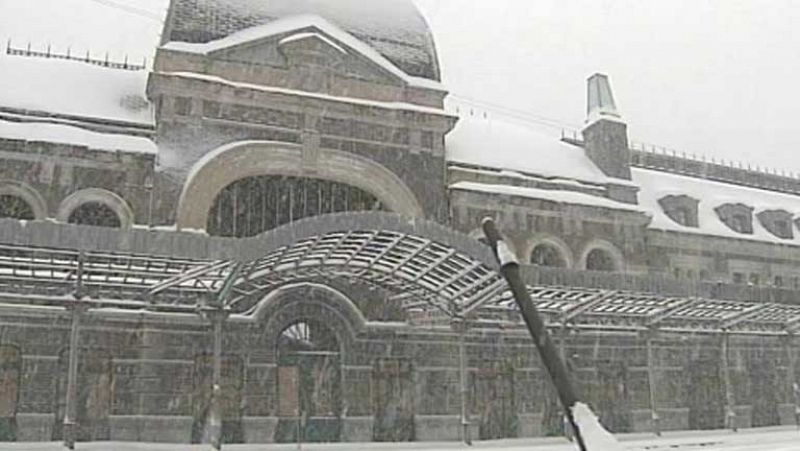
[275, 321, 342, 443]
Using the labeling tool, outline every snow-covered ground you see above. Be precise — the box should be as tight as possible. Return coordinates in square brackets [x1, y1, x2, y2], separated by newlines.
[2, 427, 797, 451]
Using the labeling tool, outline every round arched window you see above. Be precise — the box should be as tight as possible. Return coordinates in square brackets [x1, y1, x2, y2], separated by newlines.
[0, 194, 35, 220]
[530, 243, 567, 268]
[207, 175, 383, 238]
[68, 202, 122, 228]
[585, 248, 617, 272]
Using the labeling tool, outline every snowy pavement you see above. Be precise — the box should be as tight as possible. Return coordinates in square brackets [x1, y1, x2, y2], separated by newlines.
[1, 427, 798, 451]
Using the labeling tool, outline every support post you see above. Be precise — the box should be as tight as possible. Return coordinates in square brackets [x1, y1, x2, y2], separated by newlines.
[785, 335, 799, 429]
[202, 263, 241, 450]
[721, 332, 737, 432]
[454, 318, 471, 445]
[63, 251, 86, 450]
[645, 334, 661, 436]
[206, 309, 227, 450]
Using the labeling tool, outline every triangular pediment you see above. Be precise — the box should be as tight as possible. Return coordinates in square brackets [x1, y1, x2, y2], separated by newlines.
[168, 15, 414, 87]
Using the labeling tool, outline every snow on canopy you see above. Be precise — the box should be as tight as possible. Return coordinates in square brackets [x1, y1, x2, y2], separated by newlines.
[634, 167, 800, 244]
[0, 52, 153, 126]
[0, 119, 156, 155]
[445, 112, 611, 185]
[165, 0, 440, 80]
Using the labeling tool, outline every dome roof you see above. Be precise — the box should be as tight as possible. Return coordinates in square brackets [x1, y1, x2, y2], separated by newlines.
[164, 0, 441, 80]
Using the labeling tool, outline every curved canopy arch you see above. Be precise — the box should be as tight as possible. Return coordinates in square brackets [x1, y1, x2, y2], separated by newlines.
[1, 213, 800, 335]
[221, 212, 504, 319]
[176, 141, 424, 231]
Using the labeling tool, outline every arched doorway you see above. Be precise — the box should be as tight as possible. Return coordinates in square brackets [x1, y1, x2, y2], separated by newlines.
[530, 243, 568, 268]
[0, 195, 35, 220]
[585, 249, 617, 272]
[208, 175, 384, 238]
[275, 320, 342, 443]
[68, 203, 122, 228]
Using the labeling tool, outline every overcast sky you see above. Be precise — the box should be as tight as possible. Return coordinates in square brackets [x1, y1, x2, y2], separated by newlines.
[416, 0, 800, 174]
[2, 0, 799, 173]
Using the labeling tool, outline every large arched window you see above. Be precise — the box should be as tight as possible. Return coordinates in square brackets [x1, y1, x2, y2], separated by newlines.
[0, 195, 35, 220]
[530, 243, 568, 268]
[585, 248, 617, 272]
[208, 175, 384, 237]
[67, 202, 122, 228]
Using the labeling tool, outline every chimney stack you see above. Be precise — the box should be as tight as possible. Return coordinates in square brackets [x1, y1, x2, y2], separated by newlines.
[582, 74, 632, 180]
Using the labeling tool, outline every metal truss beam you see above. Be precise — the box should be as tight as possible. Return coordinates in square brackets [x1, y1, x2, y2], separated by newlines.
[647, 297, 698, 328]
[721, 304, 772, 330]
[145, 260, 230, 297]
[560, 290, 617, 323]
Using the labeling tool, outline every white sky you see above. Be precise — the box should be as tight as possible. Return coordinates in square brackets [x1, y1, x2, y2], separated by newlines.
[2, 0, 799, 173]
[416, 0, 800, 173]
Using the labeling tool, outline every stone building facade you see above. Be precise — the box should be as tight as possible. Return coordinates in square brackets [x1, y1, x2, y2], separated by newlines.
[0, 0, 799, 445]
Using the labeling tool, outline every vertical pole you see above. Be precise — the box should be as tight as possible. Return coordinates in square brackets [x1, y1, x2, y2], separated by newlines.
[458, 323, 471, 445]
[63, 251, 85, 450]
[646, 334, 661, 436]
[785, 336, 799, 429]
[209, 312, 224, 450]
[482, 219, 587, 451]
[721, 333, 737, 432]
[63, 305, 82, 450]
[559, 326, 574, 442]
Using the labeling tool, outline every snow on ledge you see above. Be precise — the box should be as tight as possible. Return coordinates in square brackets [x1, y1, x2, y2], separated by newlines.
[279, 32, 348, 54]
[161, 14, 443, 91]
[0, 119, 156, 155]
[158, 71, 452, 116]
[450, 181, 649, 214]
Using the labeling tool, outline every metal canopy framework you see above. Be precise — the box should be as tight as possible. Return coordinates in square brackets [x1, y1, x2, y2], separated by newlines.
[0, 224, 799, 336]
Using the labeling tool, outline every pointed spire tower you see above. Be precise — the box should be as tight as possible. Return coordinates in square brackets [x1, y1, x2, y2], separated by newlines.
[582, 74, 632, 180]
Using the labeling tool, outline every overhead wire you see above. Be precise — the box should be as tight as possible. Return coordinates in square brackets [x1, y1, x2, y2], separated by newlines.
[84, 0, 164, 22]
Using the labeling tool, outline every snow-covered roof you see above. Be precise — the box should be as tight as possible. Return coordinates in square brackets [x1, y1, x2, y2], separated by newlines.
[0, 119, 156, 155]
[162, 14, 443, 91]
[0, 52, 153, 126]
[0, 0, 168, 66]
[450, 181, 648, 214]
[164, 0, 440, 80]
[445, 113, 611, 185]
[633, 167, 800, 244]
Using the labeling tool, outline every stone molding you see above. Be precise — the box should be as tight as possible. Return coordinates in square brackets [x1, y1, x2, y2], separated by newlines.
[56, 188, 134, 229]
[0, 179, 48, 220]
[175, 140, 424, 231]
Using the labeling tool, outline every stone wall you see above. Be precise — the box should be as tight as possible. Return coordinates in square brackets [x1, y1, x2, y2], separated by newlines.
[0, 137, 155, 225]
[0, 300, 796, 444]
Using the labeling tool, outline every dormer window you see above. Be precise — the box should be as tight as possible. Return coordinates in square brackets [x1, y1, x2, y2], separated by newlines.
[715, 203, 754, 234]
[658, 195, 699, 227]
[757, 210, 794, 239]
